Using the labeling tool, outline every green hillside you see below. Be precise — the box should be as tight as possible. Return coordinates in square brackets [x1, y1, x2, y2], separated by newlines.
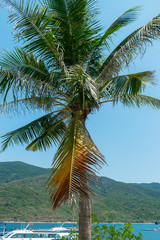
[0, 161, 51, 183]
[138, 182, 160, 191]
[0, 161, 160, 222]
[93, 177, 160, 222]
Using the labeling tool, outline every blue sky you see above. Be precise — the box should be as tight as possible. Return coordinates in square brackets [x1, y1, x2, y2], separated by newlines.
[1, 0, 160, 183]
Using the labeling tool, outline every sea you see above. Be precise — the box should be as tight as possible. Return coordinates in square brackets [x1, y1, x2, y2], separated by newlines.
[1, 222, 160, 240]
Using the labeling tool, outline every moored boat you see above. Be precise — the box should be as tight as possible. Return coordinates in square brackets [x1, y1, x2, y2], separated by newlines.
[0, 227, 71, 239]
[0, 222, 7, 237]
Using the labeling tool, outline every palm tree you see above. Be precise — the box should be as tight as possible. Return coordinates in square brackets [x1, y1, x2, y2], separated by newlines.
[1, 0, 160, 239]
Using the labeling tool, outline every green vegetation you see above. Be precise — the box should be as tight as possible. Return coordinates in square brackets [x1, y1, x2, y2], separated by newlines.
[91, 213, 143, 240]
[0, 161, 50, 183]
[91, 223, 143, 240]
[0, 162, 160, 223]
[61, 214, 143, 240]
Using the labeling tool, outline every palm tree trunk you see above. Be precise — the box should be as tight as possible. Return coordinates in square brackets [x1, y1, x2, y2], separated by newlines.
[79, 190, 91, 240]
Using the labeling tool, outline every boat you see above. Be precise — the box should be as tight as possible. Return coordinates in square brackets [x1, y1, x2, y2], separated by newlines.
[0, 223, 7, 237]
[0, 229, 70, 239]
[50, 225, 77, 234]
[0, 225, 72, 240]
[143, 221, 160, 231]
[143, 228, 160, 231]
[155, 221, 160, 225]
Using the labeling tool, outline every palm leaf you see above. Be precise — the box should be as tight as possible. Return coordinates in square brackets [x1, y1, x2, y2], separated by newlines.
[0, 48, 49, 80]
[47, 116, 105, 209]
[4, 0, 67, 72]
[68, 65, 98, 111]
[0, 97, 57, 115]
[0, 70, 15, 102]
[0, 69, 70, 115]
[0, 48, 69, 102]
[0, 69, 64, 104]
[0, 48, 51, 100]
[98, 14, 160, 80]
[1, 112, 67, 151]
[87, 7, 140, 73]
[26, 113, 70, 151]
[99, 71, 156, 98]
[116, 94, 160, 109]
[42, 0, 101, 65]
[100, 7, 139, 42]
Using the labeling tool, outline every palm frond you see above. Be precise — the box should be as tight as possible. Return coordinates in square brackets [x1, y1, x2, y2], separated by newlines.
[0, 48, 49, 80]
[26, 113, 70, 151]
[0, 70, 15, 102]
[0, 48, 52, 100]
[0, 48, 69, 102]
[101, 7, 139, 41]
[1, 112, 68, 151]
[99, 71, 156, 98]
[87, 7, 139, 73]
[4, 0, 67, 72]
[47, 116, 105, 209]
[0, 97, 57, 115]
[0, 69, 60, 103]
[68, 65, 98, 111]
[0, 70, 71, 115]
[98, 14, 160, 80]
[42, 0, 101, 65]
[116, 94, 160, 109]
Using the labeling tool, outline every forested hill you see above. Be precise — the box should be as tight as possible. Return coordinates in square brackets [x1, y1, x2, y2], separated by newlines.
[0, 161, 51, 183]
[0, 161, 160, 223]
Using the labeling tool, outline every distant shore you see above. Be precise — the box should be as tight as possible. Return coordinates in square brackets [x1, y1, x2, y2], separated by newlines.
[2, 221, 156, 224]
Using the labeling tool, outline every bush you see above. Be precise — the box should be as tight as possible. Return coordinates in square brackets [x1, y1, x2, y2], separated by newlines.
[61, 213, 143, 240]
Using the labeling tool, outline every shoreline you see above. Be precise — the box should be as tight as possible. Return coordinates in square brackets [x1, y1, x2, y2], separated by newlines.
[2, 221, 156, 224]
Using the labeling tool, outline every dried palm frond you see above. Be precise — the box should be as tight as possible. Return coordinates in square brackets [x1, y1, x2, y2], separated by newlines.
[47, 116, 105, 209]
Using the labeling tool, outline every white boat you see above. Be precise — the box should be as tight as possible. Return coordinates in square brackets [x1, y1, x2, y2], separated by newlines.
[143, 228, 160, 231]
[0, 222, 7, 237]
[0, 227, 71, 240]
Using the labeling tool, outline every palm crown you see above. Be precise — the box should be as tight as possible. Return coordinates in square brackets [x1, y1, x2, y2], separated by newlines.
[1, 0, 160, 210]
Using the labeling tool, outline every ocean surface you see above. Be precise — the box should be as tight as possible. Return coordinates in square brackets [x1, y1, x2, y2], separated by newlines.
[1, 222, 160, 240]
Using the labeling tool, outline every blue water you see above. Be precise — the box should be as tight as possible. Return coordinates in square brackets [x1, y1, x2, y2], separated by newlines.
[1, 222, 160, 240]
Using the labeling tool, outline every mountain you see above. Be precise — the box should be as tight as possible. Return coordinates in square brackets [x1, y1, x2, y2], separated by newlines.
[138, 182, 160, 191]
[0, 161, 160, 222]
[94, 177, 160, 222]
[0, 161, 51, 183]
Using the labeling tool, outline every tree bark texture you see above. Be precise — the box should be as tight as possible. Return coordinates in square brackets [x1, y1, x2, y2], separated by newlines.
[79, 191, 91, 240]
